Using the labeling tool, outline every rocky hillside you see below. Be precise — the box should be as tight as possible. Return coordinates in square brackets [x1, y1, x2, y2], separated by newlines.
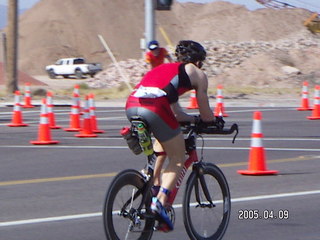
[87, 29, 320, 91]
[14, 0, 312, 75]
[4, 0, 320, 92]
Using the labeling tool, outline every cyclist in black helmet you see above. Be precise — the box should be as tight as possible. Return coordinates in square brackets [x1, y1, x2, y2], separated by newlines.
[125, 40, 215, 232]
[175, 40, 206, 66]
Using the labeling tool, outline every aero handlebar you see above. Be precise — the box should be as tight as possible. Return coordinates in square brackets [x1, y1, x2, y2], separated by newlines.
[200, 123, 239, 143]
[180, 122, 239, 144]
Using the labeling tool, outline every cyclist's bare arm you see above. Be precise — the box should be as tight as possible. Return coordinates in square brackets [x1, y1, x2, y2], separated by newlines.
[185, 63, 215, 122]
[171, 102, 196, 123]
[166, 54, 173, 63]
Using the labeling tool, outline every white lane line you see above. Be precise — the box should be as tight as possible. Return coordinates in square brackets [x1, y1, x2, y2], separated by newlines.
[0, 116, 127, 126]
[188, 108, 295, 114]
[202, 137, 320, 141]
[0, 107, 290, 118]
[0, 145, 319, 152]
[57, 137, 320, 141]
[0, 145, 127, 149]
[231, 190, 320, 203]
[205, 147, 320, 152]
[1, 189, 319, 227]
[0, 109, 125, 114]
[0, 213, 101, 227]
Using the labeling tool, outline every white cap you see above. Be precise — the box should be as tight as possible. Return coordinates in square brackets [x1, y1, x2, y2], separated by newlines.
[149, 44, 158, 50]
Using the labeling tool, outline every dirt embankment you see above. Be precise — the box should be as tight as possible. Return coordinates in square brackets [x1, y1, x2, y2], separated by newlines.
[3, 0, 319, 94]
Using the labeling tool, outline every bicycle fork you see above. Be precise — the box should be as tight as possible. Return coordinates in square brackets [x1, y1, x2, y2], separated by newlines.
[193, 162, 216, 208]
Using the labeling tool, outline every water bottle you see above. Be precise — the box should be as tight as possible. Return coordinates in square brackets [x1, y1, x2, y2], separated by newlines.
[120, 127, 142, 155]
[137, 123, 154, 156]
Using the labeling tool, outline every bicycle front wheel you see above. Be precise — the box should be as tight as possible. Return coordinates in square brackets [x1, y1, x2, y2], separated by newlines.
[103, 169, 155, 240]
[183, 162, 231, 240]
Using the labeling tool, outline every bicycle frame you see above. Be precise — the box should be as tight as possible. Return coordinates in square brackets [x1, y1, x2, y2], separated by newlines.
[129, 117, 237, 218]
[104, 118, 237, 240]
[167, 149, 198, 206]
[134, 120, 205, 209]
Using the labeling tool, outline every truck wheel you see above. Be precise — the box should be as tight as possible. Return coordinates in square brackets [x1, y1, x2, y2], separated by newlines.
[75, 69, 83, 79]
[48, 69, 56, 79]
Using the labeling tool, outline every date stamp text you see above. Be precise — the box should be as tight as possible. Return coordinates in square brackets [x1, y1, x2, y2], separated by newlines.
[238, 209, 289, 220]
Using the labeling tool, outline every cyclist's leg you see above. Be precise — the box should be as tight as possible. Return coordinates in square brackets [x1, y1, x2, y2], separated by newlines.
[126, 97, 184, 230]
[153, 140, 166, 187]
[153, 156, 165, 187]
[156, 133, 185, 205]
[150, 133, 185, 232]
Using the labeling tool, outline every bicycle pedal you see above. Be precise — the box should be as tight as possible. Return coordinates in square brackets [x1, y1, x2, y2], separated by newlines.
[152, 208, 175, 232]
[154, 222, 172, 233]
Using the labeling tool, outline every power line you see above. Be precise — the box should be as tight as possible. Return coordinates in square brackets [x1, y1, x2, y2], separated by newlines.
[290, 0, 320, 9]
[256, 0, 295, 9]
[284, 0, 320, 11]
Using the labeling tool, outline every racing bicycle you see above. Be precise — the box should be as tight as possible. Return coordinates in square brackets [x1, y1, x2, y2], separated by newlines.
[103, 116, 238, 240]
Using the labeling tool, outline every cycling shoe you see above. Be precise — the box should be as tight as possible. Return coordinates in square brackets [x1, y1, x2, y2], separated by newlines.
[151, 197, 173, 232]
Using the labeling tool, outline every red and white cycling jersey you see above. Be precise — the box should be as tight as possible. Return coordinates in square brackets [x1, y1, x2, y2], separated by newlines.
[125, 63, 193, 141]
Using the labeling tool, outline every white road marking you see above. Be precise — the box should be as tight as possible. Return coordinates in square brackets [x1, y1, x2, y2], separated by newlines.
[0, 145, 319, 152]
[1, 189, 319, 227]
[57, 137, 320, 141]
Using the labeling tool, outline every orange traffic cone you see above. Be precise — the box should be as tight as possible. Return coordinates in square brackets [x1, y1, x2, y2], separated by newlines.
[238, 111, 278, 175]
[7, 91, 29, 127]
[47, 91, 61, 129]
[64, 93, 82, 131]
[88, 93, 105, 133]
[22, 82, 35, 108]
[73, 84, 83, 114]
[73, 84, 80, 95]
[30, 99, 59, 145]
[307, 85, 320, 120]
[187, 90, 199, 109]
[75, 95, 97, 138]
[214, 85, 228, 117]
[297, 81, 312, 111]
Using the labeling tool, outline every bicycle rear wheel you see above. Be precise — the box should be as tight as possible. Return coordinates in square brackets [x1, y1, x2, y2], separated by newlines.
[183, 162, 231, 240]
[103, 169, 155, 240]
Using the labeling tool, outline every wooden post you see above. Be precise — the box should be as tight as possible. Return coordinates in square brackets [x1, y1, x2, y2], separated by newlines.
[6, 0, 19, 94]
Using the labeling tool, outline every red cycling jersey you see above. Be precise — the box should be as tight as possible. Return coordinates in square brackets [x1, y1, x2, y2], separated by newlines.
[125, 63, 193, 141]
[145, 48, 169, 69]
[134, 63, 192, 103]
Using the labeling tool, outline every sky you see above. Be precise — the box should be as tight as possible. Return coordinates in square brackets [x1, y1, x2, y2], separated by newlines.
[0, 0, 40, 9]
[0, 0, 319, 12]
[177, 0, 320, 12]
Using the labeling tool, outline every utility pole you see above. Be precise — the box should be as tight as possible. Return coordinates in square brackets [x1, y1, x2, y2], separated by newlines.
[144, 0, 173, 49]
[145, 0, 155, 49]
[6, 0, 19, 94]
[1, 32, 7, 87]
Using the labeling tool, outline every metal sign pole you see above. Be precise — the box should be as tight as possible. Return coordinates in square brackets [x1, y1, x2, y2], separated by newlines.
[145, 0, 155, 49]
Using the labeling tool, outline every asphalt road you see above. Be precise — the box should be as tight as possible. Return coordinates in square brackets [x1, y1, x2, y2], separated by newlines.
[0, 102, 320, 240]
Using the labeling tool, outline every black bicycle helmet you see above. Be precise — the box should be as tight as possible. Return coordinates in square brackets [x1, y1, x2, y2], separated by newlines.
[175, 40, 206, 63]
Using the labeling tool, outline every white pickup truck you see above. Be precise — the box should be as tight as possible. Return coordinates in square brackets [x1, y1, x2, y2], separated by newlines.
[45, 58, 102, 79]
